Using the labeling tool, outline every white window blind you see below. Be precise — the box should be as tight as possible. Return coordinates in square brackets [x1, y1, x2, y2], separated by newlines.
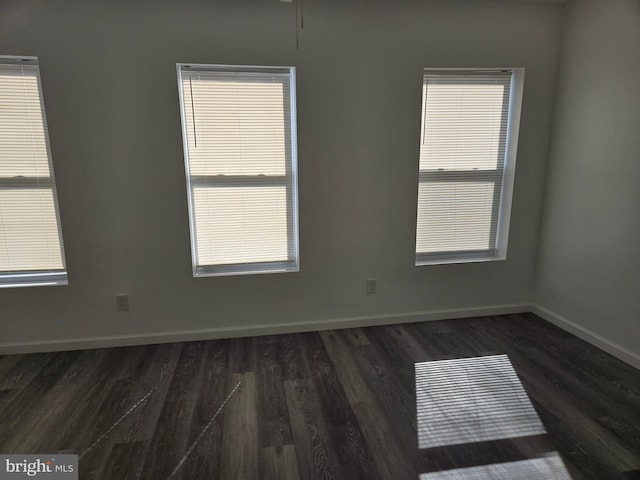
[416, 69, 523, 265]
[0, 56, 67, 288]
[177, 64, 299, 276]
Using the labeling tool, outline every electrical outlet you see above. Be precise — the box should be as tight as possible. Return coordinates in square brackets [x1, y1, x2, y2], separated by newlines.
[366, 279, 377, 295]
[116, 294, 129, 311]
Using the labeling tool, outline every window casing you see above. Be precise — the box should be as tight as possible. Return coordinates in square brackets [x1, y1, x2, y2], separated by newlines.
[0, 56, 67, 288]
[415, 69, 524, 265]
[177, 64, 299, 276]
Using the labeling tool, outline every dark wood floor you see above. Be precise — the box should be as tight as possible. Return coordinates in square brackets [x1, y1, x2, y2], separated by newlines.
[1, 313, 639, 480]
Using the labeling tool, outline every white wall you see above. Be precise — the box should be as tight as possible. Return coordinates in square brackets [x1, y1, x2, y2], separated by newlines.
[536, 0, 640, 358]
[0, 0, 563, 350]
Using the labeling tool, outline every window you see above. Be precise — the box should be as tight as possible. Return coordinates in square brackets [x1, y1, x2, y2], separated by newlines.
[415, 69, 524, 265]
[0, 56, 67, 288]
[177, 64, 299, 276]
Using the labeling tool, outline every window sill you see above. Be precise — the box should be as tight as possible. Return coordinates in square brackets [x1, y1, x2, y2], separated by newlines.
[416, 251, 506, 266]
[0, 273, 68, 289]
[194, 262, 299, 277]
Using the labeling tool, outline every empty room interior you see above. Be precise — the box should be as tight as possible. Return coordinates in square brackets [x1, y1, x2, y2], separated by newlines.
[1, 0, 639, 478]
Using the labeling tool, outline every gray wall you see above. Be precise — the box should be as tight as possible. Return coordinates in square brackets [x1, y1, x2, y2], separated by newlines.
[537, 0, 640, 356]
[0, 0, 562, 348]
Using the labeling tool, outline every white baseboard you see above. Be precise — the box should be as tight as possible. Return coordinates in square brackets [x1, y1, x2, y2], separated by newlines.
[531, 304, 640, 371]
[0, 303, 528, 355]
[4, 304, 639, 372]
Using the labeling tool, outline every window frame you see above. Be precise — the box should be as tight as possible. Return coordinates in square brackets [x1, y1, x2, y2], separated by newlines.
[176, 63, 300, 277]
[0, 56, 67, 288]
[415, 68, 524, 266]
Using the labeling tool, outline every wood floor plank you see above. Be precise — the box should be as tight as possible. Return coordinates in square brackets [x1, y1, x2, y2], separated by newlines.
[99, 441, 145, 480]
[374, 324, 432, 364]
[293, 333, 382, 480]
[319, 330, 418, 480]
[126, 342, 185, 445]
[0, 350, 81, 452]
[354, 342, 418, 449]
[284, 378, 343, 480]
[260, 445, 300, 480]
[341, 328, 371, 347]
[255, 339, 293, 448]
[181, 339, 230, 480]
[0, 352, 54, 391]
[0, 354, 25, 382]
[53, 346, 150, 454]
[78, 342, 183, 479]
[220, 372, 259, 480]
[228, 337, 256, 374]
[80, 342, 183, 479]
[138, 341, 205, 480]
[6, 348, 111, 453]
[0, 352, 55, 417]
[276, 333, 309, 382]
[78, 379, 151, 480]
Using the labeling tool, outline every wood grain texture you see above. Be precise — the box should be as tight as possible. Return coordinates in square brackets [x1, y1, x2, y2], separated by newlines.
[220, 372, 259, 480]
[260, 445, 300, 480]
[284, 378, 342, 480]
[0, 313, 639, 479]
